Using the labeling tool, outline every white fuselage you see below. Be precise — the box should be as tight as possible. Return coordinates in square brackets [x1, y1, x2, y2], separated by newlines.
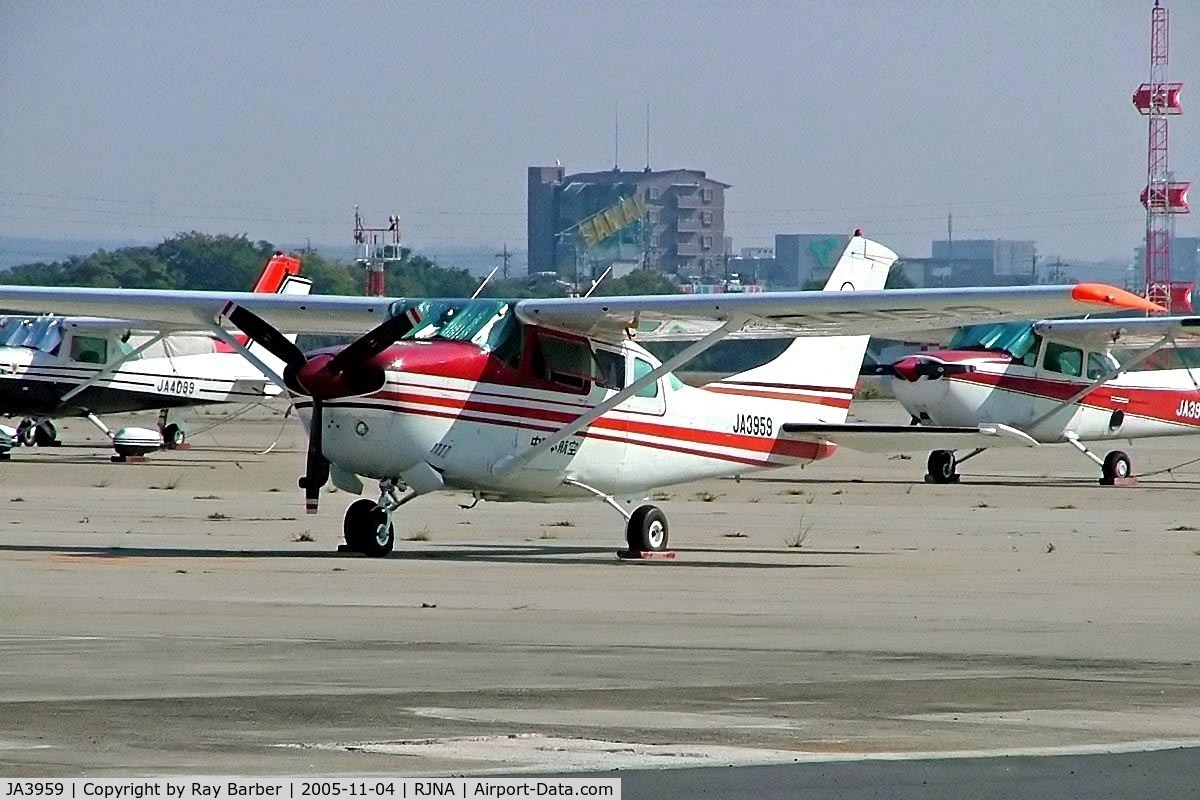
[892, 350, 1200, 444]
[299, 339, 846, 502]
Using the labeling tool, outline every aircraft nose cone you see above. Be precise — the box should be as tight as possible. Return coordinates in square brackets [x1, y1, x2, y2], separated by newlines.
[891, 356, 923, 382]
[293, 353, 384, 400]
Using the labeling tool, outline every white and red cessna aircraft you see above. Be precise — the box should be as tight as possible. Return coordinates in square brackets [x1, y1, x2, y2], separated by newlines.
[0, 235, 1158, 554]
[0, 253, 311, 459]
[871, 315, 1200, 484]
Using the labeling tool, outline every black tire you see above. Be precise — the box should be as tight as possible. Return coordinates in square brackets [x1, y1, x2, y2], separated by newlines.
[626, 505, 669, 552]
[343, 499, 376, 552]
[926, 449, 957, 483]
[162, 424, 186, 449]
[1102, 450, 1132, 482]
[16, 420, 36, 447]
[33, 420, 57, 447]
[343, 498, 394, 557]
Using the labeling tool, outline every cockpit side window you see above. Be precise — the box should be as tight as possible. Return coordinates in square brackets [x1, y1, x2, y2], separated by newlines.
[1086, 352, 1115, 381]
[593, 348, 625, 391]
[1042, 341, 1082, 378]
[1020, 334, 1043, 368]
[69, 335, 108, 364]
[632, 357, 660, 398]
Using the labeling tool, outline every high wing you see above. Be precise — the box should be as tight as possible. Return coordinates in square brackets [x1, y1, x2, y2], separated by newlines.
[516, 284, 1161, 345]
[781, 422, 1039, 452]
[0, 286, 395, 334]
[1033, 316, 1200, 350]
[0, 282, 1158, 343]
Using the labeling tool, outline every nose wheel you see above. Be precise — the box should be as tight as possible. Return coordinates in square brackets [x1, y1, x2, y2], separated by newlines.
[342, 498, 395, 557]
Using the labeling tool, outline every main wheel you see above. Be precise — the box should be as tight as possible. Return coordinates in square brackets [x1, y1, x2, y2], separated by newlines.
[1101, 450, 1132, 482]
[16, 419, 36, 447]
[626, 505, 669, 552]
[343, 498, 394, 557]
[162, 423, 186, 449]
[926, 449, 957, 483]
[33, 420, 58, 447]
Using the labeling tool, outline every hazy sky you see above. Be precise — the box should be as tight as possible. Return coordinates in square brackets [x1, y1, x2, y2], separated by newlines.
[2, 1, 1197, 263]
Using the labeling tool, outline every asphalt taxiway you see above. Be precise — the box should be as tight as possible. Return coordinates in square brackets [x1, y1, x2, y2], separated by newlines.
[1, 401, 1199, 791]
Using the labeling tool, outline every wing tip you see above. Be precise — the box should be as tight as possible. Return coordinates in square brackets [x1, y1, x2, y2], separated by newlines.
[1071, 283, 1164, 313]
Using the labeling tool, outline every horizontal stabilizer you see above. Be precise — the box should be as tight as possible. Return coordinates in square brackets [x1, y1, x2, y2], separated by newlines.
[780, 421, 1039, 452]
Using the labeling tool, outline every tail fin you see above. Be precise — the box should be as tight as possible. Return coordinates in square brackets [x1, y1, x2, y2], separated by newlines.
[243, 253, 313, 379]
[721, 233, 897, 421]
[252, 252, 303, 294]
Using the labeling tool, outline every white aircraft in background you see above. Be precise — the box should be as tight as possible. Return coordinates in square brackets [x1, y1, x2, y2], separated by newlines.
[0, 234, 1158, 554]
[870, 315, 1200, 484]
[0, 253, 311, 459]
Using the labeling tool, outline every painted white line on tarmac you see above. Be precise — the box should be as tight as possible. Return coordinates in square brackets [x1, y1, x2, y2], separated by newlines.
[284, 734, 1200, 774]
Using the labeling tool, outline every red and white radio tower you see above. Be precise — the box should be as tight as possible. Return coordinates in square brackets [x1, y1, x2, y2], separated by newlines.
[1133, 0, 1191, 311]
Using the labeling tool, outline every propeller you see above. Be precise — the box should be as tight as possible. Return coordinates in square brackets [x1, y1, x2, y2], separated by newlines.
[224, 304, 422, 513]
[862, 356, 976, 382]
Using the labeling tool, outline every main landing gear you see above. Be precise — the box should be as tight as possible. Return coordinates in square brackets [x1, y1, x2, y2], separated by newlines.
[1065, 434, 1134, 485]
[927, 438, 1134, 485]
[340, 478, 417, 557]
[924, 448, 986, 484]
[563, 477, 673, 557]
[15, 418, 59, 448]
[626, 504, 670, 552]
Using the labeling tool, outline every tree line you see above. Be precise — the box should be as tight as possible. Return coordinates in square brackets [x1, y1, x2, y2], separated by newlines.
[0, 231, 681, 298]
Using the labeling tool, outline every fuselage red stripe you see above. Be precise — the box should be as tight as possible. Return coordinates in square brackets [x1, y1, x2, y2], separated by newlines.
[704, 385, 853, 408]
[948, 371, 1200, 428]
[363, 388, 823, 459]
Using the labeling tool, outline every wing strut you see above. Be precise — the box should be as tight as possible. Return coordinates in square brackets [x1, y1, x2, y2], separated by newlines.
[60, 332, 167, 404]
[205, 324, 289, 393]
[491, 318, 744, 477]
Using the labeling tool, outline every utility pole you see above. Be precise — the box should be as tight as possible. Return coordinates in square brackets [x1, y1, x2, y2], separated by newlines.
[494, 243, 512, 279]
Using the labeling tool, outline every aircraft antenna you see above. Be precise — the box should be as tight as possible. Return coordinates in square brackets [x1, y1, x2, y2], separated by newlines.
[644, 102, 651, 172]
[1133, 0, 1190, 311]
[613, 101, 620, 171]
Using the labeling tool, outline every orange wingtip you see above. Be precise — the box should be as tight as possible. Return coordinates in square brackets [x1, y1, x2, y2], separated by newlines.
[1071, 283, 1164, 313]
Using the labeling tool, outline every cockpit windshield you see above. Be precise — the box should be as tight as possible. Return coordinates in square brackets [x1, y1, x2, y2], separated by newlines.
[388, 299, 518, 354]
[948, 322, 1039, 359]
[0, 317, 63, 354]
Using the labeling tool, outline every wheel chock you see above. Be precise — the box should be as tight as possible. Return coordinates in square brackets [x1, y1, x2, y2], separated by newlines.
[110, 454, 150, 464]
[616, 549, 677, 560]
[1099, 476, 1138, 487]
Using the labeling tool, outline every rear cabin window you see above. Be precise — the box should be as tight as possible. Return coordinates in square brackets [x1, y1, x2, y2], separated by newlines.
[1042, 342, 1082, 377]
[69, 335, 108, 364]
[536, 334, 593, 390]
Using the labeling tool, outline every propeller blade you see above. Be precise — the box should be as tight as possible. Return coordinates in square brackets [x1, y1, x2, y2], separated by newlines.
[297, 399, 330, 514]
[222, 303, 307, 372]
[326, 306, 422, 374]
[860, 363, 896, 377]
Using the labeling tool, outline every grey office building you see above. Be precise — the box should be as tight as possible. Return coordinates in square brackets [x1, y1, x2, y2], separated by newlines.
[527, 165, 729, 278]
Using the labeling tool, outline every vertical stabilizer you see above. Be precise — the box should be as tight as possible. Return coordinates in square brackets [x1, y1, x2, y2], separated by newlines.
[243, 254, 313, 378]
[716, 233, 897, 421]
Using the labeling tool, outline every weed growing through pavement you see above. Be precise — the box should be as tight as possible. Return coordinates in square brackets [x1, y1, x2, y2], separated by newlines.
[785, 517, 812, 548]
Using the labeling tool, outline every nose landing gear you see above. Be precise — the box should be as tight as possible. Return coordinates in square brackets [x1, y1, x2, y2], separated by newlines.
[340, 478, 418, 557]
